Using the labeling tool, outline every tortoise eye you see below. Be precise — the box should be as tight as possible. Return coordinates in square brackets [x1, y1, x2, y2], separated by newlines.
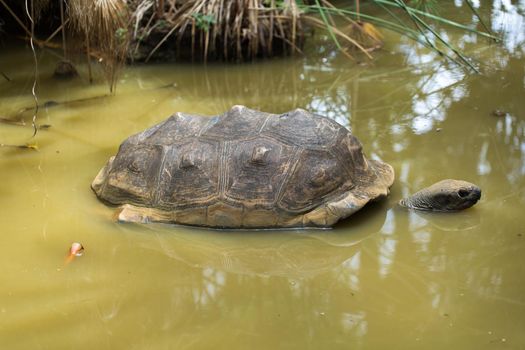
[458, 189, 469, 198]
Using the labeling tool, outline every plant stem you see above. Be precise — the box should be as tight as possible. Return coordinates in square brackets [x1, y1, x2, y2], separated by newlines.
[464, 0, 493, 37]
[313, 0, 342, 51]
[59, 0, 67, 58]
[372, 0, 499, 41]
[44, 19, 70, 46]
[157, 0, 164, 18]
[86, 30, 93, 83]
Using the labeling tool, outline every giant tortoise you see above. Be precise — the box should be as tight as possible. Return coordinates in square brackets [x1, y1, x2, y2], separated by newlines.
[92, 106, 480, 229]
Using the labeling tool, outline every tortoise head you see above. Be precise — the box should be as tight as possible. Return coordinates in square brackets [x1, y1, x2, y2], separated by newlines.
[91, 144, 163, 206]
[399, 179, 481, 211]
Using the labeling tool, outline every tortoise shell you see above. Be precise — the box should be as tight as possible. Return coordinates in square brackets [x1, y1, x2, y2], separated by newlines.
[92, 105, 394, 228]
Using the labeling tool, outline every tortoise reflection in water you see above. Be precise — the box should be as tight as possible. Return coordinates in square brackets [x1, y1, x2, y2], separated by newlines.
[92, 105, 394, 228]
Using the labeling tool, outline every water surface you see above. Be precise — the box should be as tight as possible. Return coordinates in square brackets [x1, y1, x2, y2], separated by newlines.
[1, 2, 524, 349]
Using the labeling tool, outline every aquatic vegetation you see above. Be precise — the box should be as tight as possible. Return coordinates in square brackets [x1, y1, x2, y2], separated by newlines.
[301, 0, 498, 71]
[130, 0, 306, 62]
[1, 1, 499, 64]
[129, 0, 497, 66]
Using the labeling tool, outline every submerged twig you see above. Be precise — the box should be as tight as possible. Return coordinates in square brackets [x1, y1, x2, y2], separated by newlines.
[0, 116, 51, 129]
[0, 117, 26, 126]
[0, 142, 39, 150]
[12, 81, 176, 118]
[1, 71, 11, 82]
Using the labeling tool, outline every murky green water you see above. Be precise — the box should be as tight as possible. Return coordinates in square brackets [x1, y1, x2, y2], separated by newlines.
[1, 2, 525, 349]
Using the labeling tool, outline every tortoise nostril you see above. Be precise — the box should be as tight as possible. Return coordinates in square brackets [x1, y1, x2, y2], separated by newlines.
[472, 188, 482, 200]
[458, 189, 469, 198]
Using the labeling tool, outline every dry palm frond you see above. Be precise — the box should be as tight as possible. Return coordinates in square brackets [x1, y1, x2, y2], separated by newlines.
[69, 0, 130, 92]
[342, 21, 383, 52]
[342, 0, 382, 50]
[301, 15, 372, 59]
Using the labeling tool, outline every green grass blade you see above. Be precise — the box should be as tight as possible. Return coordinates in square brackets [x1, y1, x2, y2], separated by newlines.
[464, 0, 493, 36]
[304, 2, 490, 72]
[305, 5, 421, 39]
[313, 0, 344, 51]
[373, 0, 499, 41]
[306, 4, 451, 58]
[392, 0, 479, 72]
